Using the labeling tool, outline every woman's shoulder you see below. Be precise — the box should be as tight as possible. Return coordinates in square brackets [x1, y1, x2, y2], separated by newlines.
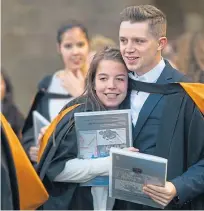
[62, 96, 87, 111]
[61, 95, 99, 115]
[37, 74, 54, 90]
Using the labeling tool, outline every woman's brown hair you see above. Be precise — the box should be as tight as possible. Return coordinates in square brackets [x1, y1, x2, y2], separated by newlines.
[84, 46, 127, 110]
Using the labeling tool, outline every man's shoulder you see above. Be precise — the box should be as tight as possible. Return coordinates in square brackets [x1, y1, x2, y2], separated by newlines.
[170, 68, 190, 82]
[163, 60, 191, 82]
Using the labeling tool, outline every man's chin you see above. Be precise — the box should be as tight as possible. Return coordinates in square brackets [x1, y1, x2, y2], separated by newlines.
[125, 63, 136, 71]
[127, 67, 137, 72]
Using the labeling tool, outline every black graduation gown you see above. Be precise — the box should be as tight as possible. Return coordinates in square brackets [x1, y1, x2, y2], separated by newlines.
[22, 74, 72, 160]
[37, 97, 100, 210]
[114, 81, 204, 210]
[37, 82, 204, 210]
[37, 95, 128, 210]
[1, 127, 20, 210]
[1, 113, 49, 210]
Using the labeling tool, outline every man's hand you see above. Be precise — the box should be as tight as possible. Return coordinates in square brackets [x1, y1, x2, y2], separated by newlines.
[60, 69, 85, 97]
[143, 181, 177, 207]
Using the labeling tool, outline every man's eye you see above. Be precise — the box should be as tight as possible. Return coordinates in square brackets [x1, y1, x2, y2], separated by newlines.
[136, 39, 145, 44]
[120, 39, 126, 43]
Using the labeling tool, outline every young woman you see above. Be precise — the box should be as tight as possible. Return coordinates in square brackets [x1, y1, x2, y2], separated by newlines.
[37, 47, 131, 210]
[1, 69, 24, 140]
[22, 21, 90, 163]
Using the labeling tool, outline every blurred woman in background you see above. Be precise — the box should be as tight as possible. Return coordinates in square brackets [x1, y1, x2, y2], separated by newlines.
[1, 69, 24, 140]
[22, 21, 90, 163]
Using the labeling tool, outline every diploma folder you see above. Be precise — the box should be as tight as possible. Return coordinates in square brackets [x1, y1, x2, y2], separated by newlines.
[74, 109, 132, 186]
[109, 147, 167, 209]
[33, 111, 50, 145]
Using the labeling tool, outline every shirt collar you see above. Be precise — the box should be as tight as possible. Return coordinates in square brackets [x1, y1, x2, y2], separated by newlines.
[128, 59, 165, 83]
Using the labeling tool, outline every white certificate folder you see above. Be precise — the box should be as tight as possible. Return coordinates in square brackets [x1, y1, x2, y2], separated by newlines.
[109, 147, 167, 209]
[32, 110, 50, 145]
[74, 109, 132, 186]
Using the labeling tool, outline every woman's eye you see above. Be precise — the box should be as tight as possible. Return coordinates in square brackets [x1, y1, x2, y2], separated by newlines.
[77, 42, 85, 48]
[99, 77, 107, 81]
[64, 44, 72, 49]
[117, 78, 125, 81]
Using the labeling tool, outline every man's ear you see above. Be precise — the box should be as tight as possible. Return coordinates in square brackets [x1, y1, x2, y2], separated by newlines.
[158, 37, 168, 51]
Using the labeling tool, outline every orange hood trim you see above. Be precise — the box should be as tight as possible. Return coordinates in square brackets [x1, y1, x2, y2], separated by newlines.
[180, 83, 204, 114]
[38, 104, 81, 162]
[1, 113, 49, 210]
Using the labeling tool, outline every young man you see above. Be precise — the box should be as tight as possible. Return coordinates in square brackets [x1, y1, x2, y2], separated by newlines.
[114, 5, 204, 210]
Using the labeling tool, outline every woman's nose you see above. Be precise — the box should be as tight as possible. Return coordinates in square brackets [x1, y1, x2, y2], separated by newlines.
[72, 45, 80, 54]
[107, 80, 116, 89]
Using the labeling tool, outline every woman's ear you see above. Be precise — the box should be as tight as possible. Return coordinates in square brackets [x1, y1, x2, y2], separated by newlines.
[158, 37, 168, 51]
[56, 43, 61, 54]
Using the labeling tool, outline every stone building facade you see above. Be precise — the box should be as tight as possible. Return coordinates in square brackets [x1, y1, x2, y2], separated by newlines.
[2, 0, 204, 114]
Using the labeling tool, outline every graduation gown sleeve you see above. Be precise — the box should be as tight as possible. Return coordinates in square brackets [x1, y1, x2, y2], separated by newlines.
[171, 100, 204, 207]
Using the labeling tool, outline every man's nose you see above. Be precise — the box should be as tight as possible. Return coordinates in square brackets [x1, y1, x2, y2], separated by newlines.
[125, 42, 135, 53]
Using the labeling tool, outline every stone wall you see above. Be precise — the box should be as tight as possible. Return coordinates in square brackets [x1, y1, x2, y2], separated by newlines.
[2, 0, 203, 115]
[2, 0, 152, 115]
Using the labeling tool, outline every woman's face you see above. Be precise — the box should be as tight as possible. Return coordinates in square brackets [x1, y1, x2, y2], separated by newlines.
[0, 74, 6, 101]
[94, 60, 128, 109]
[58, 27, 89, 72]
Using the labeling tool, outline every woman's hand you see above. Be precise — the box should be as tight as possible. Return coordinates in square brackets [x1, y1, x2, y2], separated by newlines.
[29, 126, 48, 162]
[123, 147, 139, 152]
[60, 69, 85, 97]
[37, 126, 49, 146]
[29, 146, 39, 162]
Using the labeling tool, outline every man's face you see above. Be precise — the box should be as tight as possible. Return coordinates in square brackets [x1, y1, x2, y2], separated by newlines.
[119, 21, 162, 75]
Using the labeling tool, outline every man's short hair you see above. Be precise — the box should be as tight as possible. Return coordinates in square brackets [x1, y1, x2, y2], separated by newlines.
[120, 5, 167, 38]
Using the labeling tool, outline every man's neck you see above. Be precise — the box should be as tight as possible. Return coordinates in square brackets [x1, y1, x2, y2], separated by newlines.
[134, 57, 162, 76]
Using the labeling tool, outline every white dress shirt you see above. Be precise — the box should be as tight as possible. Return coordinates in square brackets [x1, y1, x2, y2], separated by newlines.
[129, 59, 165, 126]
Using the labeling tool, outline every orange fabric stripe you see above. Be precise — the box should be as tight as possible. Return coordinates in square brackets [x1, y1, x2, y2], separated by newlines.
[38, 104, 81, 162]
[1, 113, 49, 210]
[180, 83, 204, 114]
